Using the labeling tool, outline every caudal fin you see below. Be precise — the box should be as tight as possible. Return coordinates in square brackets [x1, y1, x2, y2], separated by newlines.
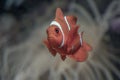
[68, 42, 92, 62]
[83, 42, 92, 51]
[68, 48, 88, 62]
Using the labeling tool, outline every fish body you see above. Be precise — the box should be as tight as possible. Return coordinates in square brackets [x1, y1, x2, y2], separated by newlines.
[43, 8, 92, 62]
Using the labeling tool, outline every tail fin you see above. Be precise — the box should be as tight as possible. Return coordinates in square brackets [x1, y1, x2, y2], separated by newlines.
[68, 42, 92, 62]
[68, 47, 88, 62]
[83, 42, 92, 51]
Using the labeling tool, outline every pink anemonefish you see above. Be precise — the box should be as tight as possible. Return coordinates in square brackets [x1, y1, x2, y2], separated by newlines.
[43, 8, 92, 62]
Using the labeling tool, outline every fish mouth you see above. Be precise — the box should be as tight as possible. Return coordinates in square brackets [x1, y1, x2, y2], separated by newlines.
[48, 36, 54, 39]
[47, 35, 55, 38]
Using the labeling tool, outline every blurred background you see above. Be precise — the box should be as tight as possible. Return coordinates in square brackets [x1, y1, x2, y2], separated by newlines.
[0, 0, 120, 80]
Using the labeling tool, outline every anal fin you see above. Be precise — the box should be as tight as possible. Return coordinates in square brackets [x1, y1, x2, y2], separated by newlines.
[60, 55, 66, 61]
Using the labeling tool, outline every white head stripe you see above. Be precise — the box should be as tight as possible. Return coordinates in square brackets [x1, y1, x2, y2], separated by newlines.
[64, 16, 70, 30]
[79, 32, 83, 46]
[50, 21, 65, 48]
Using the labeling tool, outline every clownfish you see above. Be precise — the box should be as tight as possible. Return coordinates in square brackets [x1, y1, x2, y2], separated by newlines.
[43, 8, 92, 62]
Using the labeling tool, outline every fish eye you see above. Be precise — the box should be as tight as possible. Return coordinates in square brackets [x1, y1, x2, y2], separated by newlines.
[55, 28, 59, 33]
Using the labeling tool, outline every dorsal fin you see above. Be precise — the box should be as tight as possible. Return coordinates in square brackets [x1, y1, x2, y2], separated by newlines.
[56, 8, 64, 19]
[66, 16, 77, 26]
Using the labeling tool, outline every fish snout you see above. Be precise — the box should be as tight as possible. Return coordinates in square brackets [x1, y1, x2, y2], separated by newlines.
[47, 27, 54, 34]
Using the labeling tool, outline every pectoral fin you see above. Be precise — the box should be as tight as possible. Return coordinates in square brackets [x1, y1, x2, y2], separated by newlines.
[43, 39, 57, 56]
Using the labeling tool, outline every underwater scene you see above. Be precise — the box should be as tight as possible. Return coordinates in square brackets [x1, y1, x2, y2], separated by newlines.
[0, 0, 120, 80]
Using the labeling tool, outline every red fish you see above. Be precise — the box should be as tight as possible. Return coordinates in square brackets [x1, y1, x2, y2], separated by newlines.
[43, 8, 92, 62]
